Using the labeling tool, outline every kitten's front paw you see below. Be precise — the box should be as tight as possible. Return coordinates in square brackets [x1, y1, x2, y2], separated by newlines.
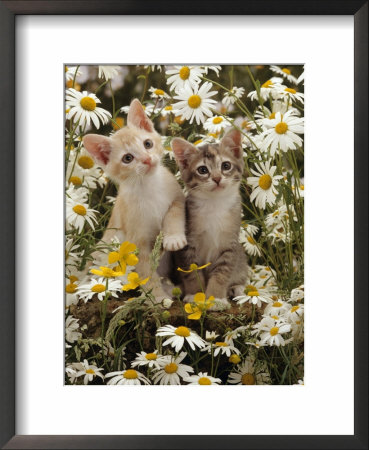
[163, 234, 187, 251]
[210, 298, 231, 311]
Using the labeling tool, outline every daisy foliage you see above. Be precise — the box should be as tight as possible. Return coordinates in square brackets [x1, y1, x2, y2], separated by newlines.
[65, 65, 304, 385]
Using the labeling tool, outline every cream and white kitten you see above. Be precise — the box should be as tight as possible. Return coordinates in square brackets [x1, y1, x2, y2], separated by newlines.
[83, 99, 187, 299]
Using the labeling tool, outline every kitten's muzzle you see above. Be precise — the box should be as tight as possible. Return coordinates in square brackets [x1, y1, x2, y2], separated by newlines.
[212, 176, 222, 185]
[142, 156, 153, 167]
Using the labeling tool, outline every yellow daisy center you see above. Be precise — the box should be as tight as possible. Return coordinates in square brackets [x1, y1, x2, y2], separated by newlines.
[229, 354, 241, 364]
[86, 369, 95, 374]
[91, 284, 106, 293]
[212, 117, 223, 124]
[215, 342, 228, 347]
[124, 369, 138, 379]
[145, 353, 157, 360]
[271, 315, 279, 320]
[247, 236, 256, 245]
[165, 105, 173, 111]
[69, 275, 78, 283]
[270, 326, 279, 336]
[165, 363, 178, 374]
[261, 80, 273, 88]
[179, 66, 190, 80]
[154, 89, 165, 96]
[272, 301, 283, 307]
[272, 210, 279, 217]
[73, 204, 87, 216]
[65, 66, 69, 73]
[285, 87, 297, 94]
[80, 96, 96, 111]
[241, 120, 250, 129]
[69, 176, 82, 185]
[248, 291, 260, 297]
[175, 326, 191, 337]
[241, 373, 255, 385]
[188, 95, 202, 109]
[78, 155, 94, 169]
[300, 184, 304, 190]
[291, 305, 299, 313]
[198, 377, 211, 385]
[258, 174, 272, 190]
[269, 112, 276, 119]
[65, 283, 77, 294]
[193, 139, 203, 146]
[275, 122, 288, 134]
[295, 320, 301, 325]
[282, 68, 291, 75]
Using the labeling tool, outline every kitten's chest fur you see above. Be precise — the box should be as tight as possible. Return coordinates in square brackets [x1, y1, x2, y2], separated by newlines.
[187, 193, 241, 263]
[115, 166, 173, 245]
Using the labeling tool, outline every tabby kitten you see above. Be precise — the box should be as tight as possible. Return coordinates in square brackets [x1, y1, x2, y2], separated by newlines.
[83, 99, 187, 300]
[172, 129, 248, 309]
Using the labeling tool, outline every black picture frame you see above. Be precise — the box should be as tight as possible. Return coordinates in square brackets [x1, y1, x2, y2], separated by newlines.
[1, 1, 367, 449]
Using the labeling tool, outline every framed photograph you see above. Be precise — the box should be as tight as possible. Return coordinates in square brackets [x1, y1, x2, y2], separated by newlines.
[1, 1, 367, 449]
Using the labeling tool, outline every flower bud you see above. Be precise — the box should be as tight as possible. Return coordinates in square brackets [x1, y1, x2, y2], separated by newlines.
[229, 354, 241, 364]
[172, 287, 182, 297]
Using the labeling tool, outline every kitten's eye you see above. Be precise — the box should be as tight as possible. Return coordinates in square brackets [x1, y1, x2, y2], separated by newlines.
[122, 153, 134, 164]
[197, 166, 209, 175]
[144, 139, 153, 149]
[222, 161, 232, 171]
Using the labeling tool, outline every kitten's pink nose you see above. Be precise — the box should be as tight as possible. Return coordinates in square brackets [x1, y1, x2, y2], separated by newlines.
[142, 157, 152, 166]
[212, 176, 221, 185]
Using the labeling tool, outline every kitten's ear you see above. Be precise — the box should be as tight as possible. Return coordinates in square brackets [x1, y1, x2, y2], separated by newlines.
[127, 99, 154, 132]
[83, 134, 112, 166]
[171, 138, 198, 169]
[221, 128, 242, 159]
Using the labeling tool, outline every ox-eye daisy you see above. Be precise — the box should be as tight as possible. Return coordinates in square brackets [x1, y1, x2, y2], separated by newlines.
[286, 303, 304, 322]
[184, 372, 221, 385]
[270, 65, 298, 84]
[203, 341, 240, 357]
[66, 199, 98, 233]
[248, 161, 283, 209]
[261, 111, 304, 156]
[228, 357, 271, 385]
[77, 277, 123, 302]
[67, 148, 104, 189]
[264, 299, 291, 317]
[203, 115, 231, 134]
[105, 368, 150, 385]
[222, 86, 245, 107]
[248, 77, 283, 101]
[66, 89, 112, 129]
[233, 285, 271, 308]
[276, 85, 304, 104]
[148, 87, 170, 100]
[166, 65, 205, 93]
[152, 352, 193, 385]
[253, 316, 291, 347]
[239, 230, 261, 257]
[173, 82, 217, 125]
[156, 325, 206, 352]
[74, 359, 104, 385]
[65, 66, 82, 81]
[131, 350, 165, 370]
[98, 66, 120, 80]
